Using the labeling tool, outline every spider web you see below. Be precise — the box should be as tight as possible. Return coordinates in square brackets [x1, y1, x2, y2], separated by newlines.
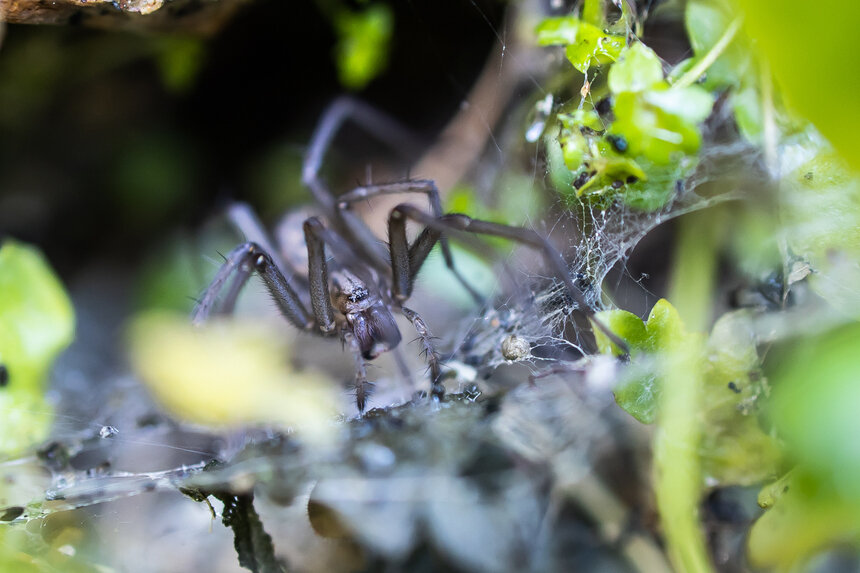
[452, 112, 763, 374]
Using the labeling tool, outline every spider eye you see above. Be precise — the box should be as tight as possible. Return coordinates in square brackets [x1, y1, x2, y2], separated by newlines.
[349, 287, 368, 303]
[0, 364, 9, 388]
[254, 255, 268, 269]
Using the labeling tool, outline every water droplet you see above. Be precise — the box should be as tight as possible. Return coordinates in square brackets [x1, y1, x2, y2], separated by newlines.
[525, 121, 546, 143]
[99, 425, 119, 439]
[525, 94, 554, 143]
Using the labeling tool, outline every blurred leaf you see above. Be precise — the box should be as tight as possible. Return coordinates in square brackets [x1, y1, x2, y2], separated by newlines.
[770, 323, 860, 496]
[607, 42, 664, 94]
[535, 16, 580, 46]
[334, 3, 393, 90]
[594, 303, 781, 483]
[738, 0, 860, 171]
[699, 311, 782, 484]
[749, 467, 860, 570]
[781, 146, 860, 314]
[128, 312, 338, 443]
[155, 36, 206, 94]
[685, 0, 751, 90]
[0, 240, 75, 457]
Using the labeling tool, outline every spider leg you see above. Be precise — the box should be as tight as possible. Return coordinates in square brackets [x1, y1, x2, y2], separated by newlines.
[343, 329, 374, 414]
[400, 306, 444, 400]
[192, 242, 313, 333]
[337, 180, 484, 305]
[302, 218, 338, 334]
[217, 260, 254, 316]
[302, 97, 423, 215]
[226, 202, 290, 277]
[388, 205, 630, 356]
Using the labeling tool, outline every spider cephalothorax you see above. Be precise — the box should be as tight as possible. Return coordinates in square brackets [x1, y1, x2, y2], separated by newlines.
[192, 97, 624, 413]
[330, 269, 401, 360]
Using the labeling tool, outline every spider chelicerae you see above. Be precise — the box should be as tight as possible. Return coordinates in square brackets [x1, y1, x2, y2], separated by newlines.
[192, 98, 623, 413]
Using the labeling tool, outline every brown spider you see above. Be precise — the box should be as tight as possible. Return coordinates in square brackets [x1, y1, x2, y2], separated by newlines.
[192, 98, 623, 413]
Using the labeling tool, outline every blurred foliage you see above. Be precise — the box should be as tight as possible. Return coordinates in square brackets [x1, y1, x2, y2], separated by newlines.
[128, 312, 338, 444]
[738, 0, 860, 172]
[0, 240, 75, 457]
[592, 300, 781, 485]
[748, 324, 860, 570]
[333, 3, 393, 89]
[315, 0, 393, 90]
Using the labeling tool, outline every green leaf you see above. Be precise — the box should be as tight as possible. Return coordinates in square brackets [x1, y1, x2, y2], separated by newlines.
[535, 16, 579, 46]
[685, 0, 751, 89]
[608, 42, 665, 93]
[644, 298, 685, 351]
[0, 239, 75, 456]
[609, 88, 713, 164]
[591, 309, 647, 355]
[592, 299, 687, 423]
[564, 22, 625, 73]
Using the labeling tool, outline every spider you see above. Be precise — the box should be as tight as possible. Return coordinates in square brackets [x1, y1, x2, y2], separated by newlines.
[192, 98, 624, 413]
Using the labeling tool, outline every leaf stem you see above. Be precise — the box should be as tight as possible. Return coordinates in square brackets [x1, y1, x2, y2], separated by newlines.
[673, 17, 743, 90]
[654, 209, 723, 573]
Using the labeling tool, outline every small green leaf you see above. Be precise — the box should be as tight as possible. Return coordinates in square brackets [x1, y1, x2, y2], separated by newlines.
[731, 82, 763, 143]
[591, 309, 647, 355]
[609, 88, 713, 164]
[564, 21, 625, 73]
[608, 42, 665, 93]
[644, 298, 685, 351]
[593, 300, 687, 424]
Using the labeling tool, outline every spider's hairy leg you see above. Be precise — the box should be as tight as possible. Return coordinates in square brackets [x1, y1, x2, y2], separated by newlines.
[303, 218, 337, 333]
[226, 202, 289, 277]
[339, 179, 483, 305]
[343, 330, 374, 414]
[192, 242, 313, 332]
[389, 205, 631, 356]
[400, 307, 443, 400]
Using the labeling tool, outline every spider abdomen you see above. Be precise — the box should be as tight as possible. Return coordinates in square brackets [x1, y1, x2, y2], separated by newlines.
[348, 305, 402, 360]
